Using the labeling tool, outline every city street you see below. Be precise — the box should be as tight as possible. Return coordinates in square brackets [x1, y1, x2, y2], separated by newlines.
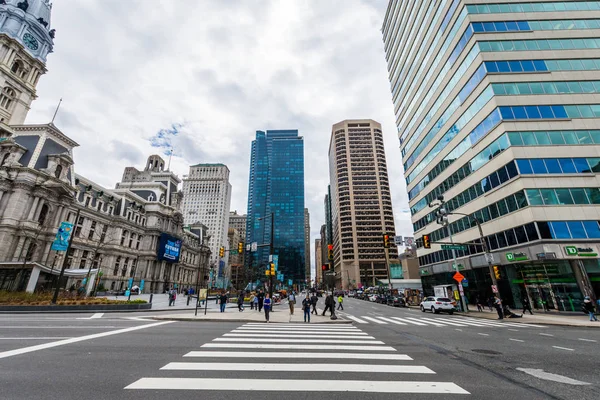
[0, 298, 597, 399]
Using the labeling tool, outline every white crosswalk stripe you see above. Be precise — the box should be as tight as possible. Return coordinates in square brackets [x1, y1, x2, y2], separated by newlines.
[339, 314, 545, 329]
[125, 322, 470, 395]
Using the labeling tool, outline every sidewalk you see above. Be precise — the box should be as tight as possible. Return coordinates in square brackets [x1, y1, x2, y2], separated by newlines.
[458, 307, 600, 328]
[151, 305, 351, 324]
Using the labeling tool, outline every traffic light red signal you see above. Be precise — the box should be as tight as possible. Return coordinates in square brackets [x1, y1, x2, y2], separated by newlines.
[327, 244, 333, 260]
[383, 234, 390, 248]
[321, 264, 328, 271]
[422, 235, 431, 249]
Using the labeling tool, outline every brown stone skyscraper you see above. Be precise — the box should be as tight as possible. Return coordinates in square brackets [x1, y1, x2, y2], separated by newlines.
[328, 119, 397, 289]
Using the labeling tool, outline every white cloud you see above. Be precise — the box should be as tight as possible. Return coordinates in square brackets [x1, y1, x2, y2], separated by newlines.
[27, 0, 413, 276]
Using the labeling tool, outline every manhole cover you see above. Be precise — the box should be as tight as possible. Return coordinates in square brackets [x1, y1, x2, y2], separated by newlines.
[472, 349, 502, 355]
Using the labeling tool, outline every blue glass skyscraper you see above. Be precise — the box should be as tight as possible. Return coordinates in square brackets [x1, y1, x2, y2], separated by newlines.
[246, 130, 305, 286]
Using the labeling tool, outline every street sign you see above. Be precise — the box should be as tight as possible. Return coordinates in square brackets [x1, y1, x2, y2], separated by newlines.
[491, 285, 498, 293]
[485, 253, 494, 263]
[394, 235, 403, 246]
[230, 250, 238, 255]
[458, 284, 464, 295]
[462, 278, 468, 287]
[251, 242, 258, 252]
[453, 271, 465, 282]
[404, 237, 414, 246]
[442, 244, 466, 250]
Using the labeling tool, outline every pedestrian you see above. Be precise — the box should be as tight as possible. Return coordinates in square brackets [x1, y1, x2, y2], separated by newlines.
[258, 290, 265, 312]
[488, 296, 494, 312]
[249, 293, 256, 310]
[475, 296, 483, 312]
[263, 293, 272, 323]
[302, 295, 312, 323]
[288, 291, 296, 322]
[494, 296, 504, 319]
[168, 287, 176, 306]
[253, 294, 259, 310]
[337, 294, 344, 310]
[219, 291, 227, 313]
[522, 296, 533, 315]
[237, 291, 244, 312]
[311, 292, 319, 315]
[322, 293, 334, 316]
[583, 296, 598, 321]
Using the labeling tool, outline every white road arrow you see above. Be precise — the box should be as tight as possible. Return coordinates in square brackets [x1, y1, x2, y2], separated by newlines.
[516, 368, 590, 386]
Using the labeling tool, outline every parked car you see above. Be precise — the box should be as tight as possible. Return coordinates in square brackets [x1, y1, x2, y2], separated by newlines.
[368, 294, 378, 302]
[420, 296, 454, 314]
[388, 296, 405, 307]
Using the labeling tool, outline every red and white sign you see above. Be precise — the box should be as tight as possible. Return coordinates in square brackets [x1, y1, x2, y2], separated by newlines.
[491, 285, 498, 293]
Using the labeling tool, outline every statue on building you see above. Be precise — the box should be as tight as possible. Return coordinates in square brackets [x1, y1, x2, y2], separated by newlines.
[49, 29, 55, 39]
[16, 1, 29, 12]
[37, 18, 48, 27]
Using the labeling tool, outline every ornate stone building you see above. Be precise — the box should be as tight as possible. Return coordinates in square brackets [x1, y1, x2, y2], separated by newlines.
[0, 1, 210, 293]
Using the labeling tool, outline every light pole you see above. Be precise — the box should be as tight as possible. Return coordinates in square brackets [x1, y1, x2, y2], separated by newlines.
[429, 195, 499, 306]
[51, 207, 80, 305]
[258, 212, 275, 301]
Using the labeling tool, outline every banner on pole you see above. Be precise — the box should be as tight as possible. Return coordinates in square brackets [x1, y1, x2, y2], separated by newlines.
[51, 222, 73, 252]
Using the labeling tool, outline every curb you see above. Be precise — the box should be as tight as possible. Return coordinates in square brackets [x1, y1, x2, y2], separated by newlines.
[151, 316, 353, 324]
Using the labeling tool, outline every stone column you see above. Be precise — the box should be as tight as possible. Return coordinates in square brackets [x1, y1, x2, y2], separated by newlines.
[25, 265, 41, 293]
[27, 196, 40, 220]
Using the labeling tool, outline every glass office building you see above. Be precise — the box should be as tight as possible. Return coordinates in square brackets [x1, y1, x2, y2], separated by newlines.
[246, 130, 306, 286]
[382, 0, 600, 310]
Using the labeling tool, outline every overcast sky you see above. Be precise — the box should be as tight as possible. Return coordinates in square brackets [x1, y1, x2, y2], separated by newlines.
[27, 0, 412, 271]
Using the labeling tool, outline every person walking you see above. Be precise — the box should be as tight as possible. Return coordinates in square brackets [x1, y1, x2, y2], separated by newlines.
[257, 290, 265, 312]
[583, 296, 598, 321]
[337, 294, 344, 311]
[322, 293, 335, 316]
[253, 294, 258, 311]
[311, 292, 319, 315]
[263, 293, 272, 323]
[302, 295, 312, 323]
[168, 287, 176, 306]
[288, 291, 296, 322]
[521, 296, 533, 315]
[237, 291, 244, 312]
[494, 296, 504, 319]
[219, 291, 227, 313]
[475, 296, 483, 312]
[249, 293, 256, 310]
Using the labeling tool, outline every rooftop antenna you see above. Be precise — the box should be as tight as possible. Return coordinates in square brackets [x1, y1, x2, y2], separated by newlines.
[51, 98, 62, 123]
[167, 147, 173, 171]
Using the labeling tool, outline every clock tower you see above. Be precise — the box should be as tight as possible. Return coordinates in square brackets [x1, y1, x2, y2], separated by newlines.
[0, 0, 54, 125]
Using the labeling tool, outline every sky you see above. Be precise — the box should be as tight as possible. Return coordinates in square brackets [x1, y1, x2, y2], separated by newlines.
[27, 0, 413, 274]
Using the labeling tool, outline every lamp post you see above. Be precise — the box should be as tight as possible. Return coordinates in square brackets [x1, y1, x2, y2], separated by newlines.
[429, 195, 499, 306]
[258, 212, 275, 301]
[51, 208, 80, 305]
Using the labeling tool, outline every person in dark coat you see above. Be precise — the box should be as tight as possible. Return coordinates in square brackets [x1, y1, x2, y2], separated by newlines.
[522, 296, 533, 315]
[237, 291, 244, 312]
[257, 290, 265, 312]
[311, 293, 319, 315]
[322, 293, 334, 316]
[219, 292, 228, 313]
[583, 296, 598, 321]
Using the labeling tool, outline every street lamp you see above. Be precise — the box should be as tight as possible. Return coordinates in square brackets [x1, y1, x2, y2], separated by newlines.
[429, 196, 499, 304]
[257, 212, 275, 302]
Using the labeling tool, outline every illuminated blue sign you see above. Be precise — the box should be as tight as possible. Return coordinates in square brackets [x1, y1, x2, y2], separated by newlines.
[157, 233, 181, 263]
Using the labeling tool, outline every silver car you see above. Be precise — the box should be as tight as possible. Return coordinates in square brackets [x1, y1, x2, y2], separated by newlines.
[420, 296, 455, 314]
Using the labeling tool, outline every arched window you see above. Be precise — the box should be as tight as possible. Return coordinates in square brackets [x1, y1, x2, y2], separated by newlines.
[0, 87, 16, 110]
[11, 60, 22, 74]
[38, 204, 49, 225]
[54, 164, 63, 179]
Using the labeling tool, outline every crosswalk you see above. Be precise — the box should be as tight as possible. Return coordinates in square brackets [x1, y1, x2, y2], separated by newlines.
[338, 313, 546, 328]
[125, 322, 470, 395]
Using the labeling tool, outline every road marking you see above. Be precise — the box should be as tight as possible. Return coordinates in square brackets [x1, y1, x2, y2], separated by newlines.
[343, 315, 368, 324]
[392, 317, 427, 326]
[455, 329, 463, 332]
[539, 333, 554, 337]
[125, 378, 470, 394]
[0, 321, 173, 360]
[183, 351, 413, 360]
[0, 337, 72, 340]
[375, 317, 407, 325]
[362, 316, 388, 324]
[477, 333, 489, 336]
[75, 313, 104, 320]
[578, 338, 597, 342]
[213, 338, 385, 344]
[236, 327, 358, 332]
[0, 326, 117, 329]
[201, 343, 396, 351]
[509, 338, 524, 342]
[231, 329, 368, 336]
[433, 318, 476, 327]
[224, 333, 376, 339]
[516, 368, 590, 385]
[243, 323, 356, 329]
[412, 318, 449, 327]
[161, 362, 435, 374]
[552, 346, 574, 351]
[508, 329, 519, 332]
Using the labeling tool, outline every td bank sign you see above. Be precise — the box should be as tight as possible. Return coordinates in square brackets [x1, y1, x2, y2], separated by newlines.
[564, 246, 598, 257]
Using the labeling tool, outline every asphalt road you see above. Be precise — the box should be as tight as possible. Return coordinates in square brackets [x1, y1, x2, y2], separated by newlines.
[0, 299, 597, 399]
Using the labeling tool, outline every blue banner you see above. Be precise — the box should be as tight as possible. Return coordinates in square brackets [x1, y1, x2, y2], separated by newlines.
[288, 279, 293, 286]
[128, 278, 133, 289]
[140, 280, 145, 291]
[51, 222, 73, 252]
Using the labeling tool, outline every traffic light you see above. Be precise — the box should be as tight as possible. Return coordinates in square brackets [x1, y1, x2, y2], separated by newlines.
[219, 247, 224, 257]
[383, 234, 390, 248]
[238, 242, 244, 253]
[321, 264, 328, 271]
[422, 234, 431, 249]
[327, 244, 333, 260]
[270, 263, 275, 275]
[493, 265, 501, 280]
